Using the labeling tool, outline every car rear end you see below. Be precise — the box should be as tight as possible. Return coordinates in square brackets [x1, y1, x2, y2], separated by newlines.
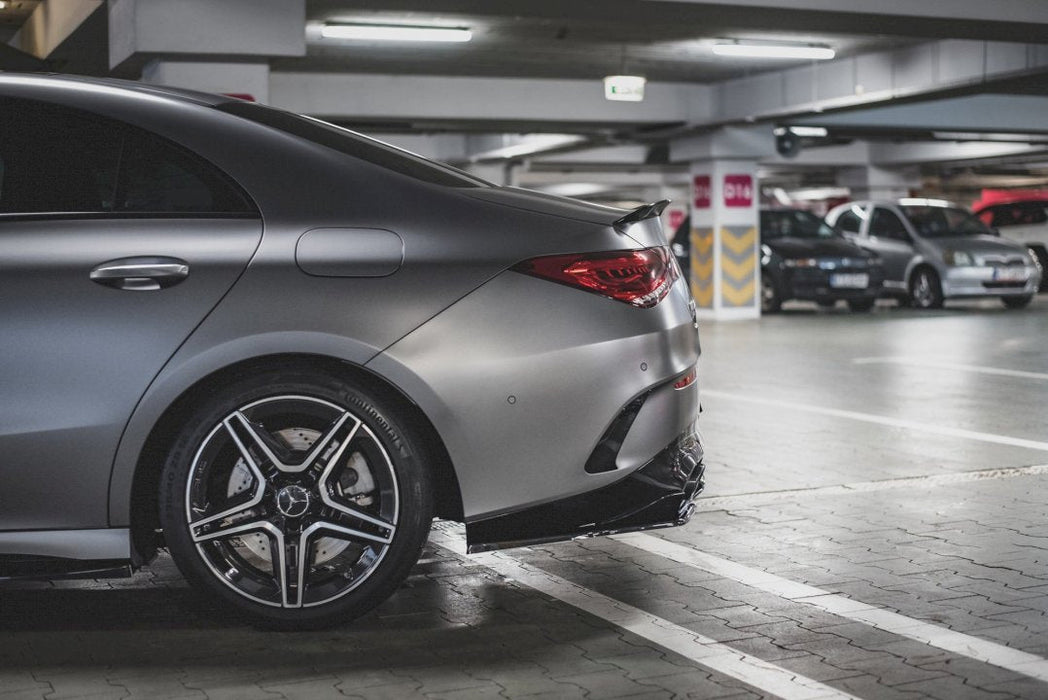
[365, 193, 703, 553]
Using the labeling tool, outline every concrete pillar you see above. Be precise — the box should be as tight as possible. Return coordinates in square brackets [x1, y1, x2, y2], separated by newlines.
[143, 60, 271, 104]
[689, 160, 760, 320]
[838, 165, 921, 200]
[110, 0, 306, 103]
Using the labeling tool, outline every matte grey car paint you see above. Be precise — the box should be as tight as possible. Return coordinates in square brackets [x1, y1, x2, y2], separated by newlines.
[0, 75, 701, 566]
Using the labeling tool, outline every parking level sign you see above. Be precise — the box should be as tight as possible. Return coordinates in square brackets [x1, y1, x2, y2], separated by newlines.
[724, 174, 753, 207]
[693, 175, 711, 209]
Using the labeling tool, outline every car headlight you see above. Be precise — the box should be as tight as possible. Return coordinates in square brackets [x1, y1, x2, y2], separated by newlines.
[867, 256, 883, 266]
[784, 258, 817, 268]
[944, 250, 973, 266]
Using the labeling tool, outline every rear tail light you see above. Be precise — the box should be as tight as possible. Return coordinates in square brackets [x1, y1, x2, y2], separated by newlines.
[512, 246, 679, 308]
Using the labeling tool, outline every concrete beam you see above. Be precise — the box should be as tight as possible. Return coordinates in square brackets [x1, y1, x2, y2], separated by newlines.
[11, 0, 101, 60]
[109, 0, 305, 69]
[650, 0, 1048, 27]
[710, 40, 1048, 124]
[793, 94, 1048, 134]
[269, 72, 711, 126]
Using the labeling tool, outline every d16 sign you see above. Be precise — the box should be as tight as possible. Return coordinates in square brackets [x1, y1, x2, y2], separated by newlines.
[693, 175, 711, 209]
[724, 175, 753, 208]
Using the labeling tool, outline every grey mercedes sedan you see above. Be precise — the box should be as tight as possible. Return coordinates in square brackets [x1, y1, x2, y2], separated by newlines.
[826, 198, 1041, 309]
[0, 75, 703, 627]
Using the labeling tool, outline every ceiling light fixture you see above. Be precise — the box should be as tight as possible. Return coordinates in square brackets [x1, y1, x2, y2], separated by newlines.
[774, 125, 829, 138]
[712, 41, 835, 60]
[321, 23, 472, 43]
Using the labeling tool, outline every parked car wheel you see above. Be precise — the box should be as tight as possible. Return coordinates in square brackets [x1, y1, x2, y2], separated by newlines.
[1001, 294, 1034, 309]
[1027, 245, 1048, 292]
[909, 267, 944, 309]
[847, 298, 876, 313]
[761, 272, 782, 313]
[159, 367, 434, 629]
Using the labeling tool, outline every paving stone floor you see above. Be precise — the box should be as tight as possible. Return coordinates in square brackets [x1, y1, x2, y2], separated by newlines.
[3, 297, 1047, 699]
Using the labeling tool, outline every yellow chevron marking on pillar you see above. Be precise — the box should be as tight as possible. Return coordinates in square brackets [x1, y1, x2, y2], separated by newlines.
[691, 230, 714, 255]
[691, 257, 714, 279]
[721, 256, 753, 282]
[722, 279, 756, 306]
[691, 279, 713, 306]
[721, 227, 756, 255]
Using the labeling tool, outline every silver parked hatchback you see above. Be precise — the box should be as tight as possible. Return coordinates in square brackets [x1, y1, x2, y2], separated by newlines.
[826, 198, 1042, 309]
[0, 75, 704, 627]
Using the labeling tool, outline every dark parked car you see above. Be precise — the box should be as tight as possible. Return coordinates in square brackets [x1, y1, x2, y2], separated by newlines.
[0, 74, 704, 628]
[671, 209, 884, 313]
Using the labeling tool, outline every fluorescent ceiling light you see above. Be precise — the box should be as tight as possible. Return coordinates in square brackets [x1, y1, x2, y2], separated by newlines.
[603, 75, 646, 102]
[471, 134, 586, 161]
[712, 42, 835, 60]
[787, 126, 828, 138]
[321, 23, 472, 43]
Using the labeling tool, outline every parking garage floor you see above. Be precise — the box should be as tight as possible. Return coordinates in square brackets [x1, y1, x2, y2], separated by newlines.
[3, 297, 1048, 700]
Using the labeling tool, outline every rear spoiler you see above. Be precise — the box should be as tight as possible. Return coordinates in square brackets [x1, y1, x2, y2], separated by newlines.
[613, 199, 670, 233]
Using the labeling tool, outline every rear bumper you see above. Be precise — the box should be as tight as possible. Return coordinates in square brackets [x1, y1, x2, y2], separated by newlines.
[465, 424, 705, 552]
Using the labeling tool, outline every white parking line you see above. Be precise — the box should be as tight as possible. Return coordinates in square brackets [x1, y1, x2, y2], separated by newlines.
[430, 526, 858, 700]
[615, 533, 1048, 685]
[853, 357, 1048, 382]
[702, 389, 1048, 452]
[695, 463, 1048, 510]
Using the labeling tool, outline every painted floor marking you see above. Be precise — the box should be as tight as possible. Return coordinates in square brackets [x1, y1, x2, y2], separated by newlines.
[703, 389, 1048, 452]
[616, 532, 1048, 685]
[853, 356, 1048, 382]
[695, 463, 1048, 510]
[430, 526, 858, 700]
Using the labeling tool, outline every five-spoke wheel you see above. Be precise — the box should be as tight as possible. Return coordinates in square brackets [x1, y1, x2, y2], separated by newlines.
[160, 368, 432, 628]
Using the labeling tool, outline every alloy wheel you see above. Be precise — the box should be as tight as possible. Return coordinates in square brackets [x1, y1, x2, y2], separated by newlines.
[184, 395, 399, 609]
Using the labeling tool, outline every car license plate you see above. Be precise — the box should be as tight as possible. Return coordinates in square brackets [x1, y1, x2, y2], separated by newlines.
[994, 267, 1028, 282]
[830, 273, 869, 289]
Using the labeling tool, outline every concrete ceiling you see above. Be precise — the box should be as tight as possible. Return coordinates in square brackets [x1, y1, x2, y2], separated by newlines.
[7, 0, 1048, 205]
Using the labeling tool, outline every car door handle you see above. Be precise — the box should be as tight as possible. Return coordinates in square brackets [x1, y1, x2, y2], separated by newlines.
[90, 256, 190, 291]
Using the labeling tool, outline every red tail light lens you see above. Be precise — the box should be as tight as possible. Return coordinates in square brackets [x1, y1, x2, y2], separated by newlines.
[512, 247, 678, 308]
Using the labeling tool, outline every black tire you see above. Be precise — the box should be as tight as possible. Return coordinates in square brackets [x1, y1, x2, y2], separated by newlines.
[761, 271, 782, 314]
[909, 267, 944, 309]
[1027, 245, 1048, 292]
[1002, 294, 1033, 309]
[847, 298, 876, 313]
[159, 366, 434, 629]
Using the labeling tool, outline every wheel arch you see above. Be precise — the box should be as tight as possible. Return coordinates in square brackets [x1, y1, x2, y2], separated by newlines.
[122, 352, 463, 567]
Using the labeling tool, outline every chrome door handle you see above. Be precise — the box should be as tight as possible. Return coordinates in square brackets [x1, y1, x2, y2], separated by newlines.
[90, 256, 190, 291]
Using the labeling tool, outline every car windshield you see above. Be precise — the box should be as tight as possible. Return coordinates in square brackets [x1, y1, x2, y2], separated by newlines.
[899, 205, 992, 238]
[760, 210, 836, 239]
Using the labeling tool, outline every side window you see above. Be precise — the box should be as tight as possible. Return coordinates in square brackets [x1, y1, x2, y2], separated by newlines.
[116, 131, 253, 214]
[834, 209, 863, 235]
[869, 208, 910, 242]
[0, 97, 254, 216]
[0, 100, 122, 214]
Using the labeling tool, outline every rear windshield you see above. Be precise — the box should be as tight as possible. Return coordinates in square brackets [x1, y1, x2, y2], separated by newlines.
[900, 205, 992, 238]
[216, 101, 489, 188]
[761, 209, 836, 239]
